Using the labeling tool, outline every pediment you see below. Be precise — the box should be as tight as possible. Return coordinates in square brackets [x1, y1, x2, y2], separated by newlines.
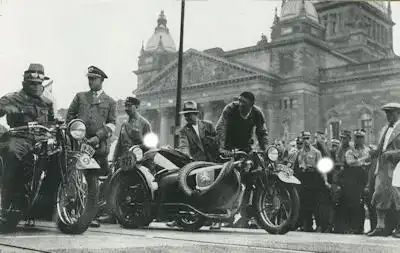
[137, 49, 262, 94]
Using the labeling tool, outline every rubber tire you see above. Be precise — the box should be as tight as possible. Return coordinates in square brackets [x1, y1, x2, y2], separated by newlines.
[109, 171, 153, 229]
[254, 182, 300, 235]
[176, 215, 206, 232]
[56, 171, 99, 235]
[0, 157, 23, 234]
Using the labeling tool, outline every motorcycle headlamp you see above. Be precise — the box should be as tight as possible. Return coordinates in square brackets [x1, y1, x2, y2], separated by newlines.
[266, 146, 279, 162]
[129, 146, 143, 161]
[68, 119, 86, 140]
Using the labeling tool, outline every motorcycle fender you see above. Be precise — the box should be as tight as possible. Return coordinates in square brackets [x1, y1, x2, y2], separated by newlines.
[277, 171, 301, 185]
[110, 166, 158, 199]
[74, 153, 101, 170]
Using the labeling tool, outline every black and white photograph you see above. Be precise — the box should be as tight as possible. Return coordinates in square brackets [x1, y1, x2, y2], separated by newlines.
[0, 0, 400, 252]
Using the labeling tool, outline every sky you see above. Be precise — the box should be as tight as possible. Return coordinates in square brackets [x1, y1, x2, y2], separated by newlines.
[0, 0, 399, 111]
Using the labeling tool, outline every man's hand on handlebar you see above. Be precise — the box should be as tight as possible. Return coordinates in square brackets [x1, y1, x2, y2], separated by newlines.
[87, 136, 100, 147]
[219, 148, 233, 157]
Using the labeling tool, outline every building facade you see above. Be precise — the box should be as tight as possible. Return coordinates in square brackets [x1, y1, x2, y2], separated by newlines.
[133, 1, 400, 146]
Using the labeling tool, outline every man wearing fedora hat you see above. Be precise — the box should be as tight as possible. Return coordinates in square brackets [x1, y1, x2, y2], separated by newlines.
[367, 103, 400, 237]
[0, 63, 55, 231]
[66, 66, 116, 228]
[167, 101, 219, 229]
[176, 101, 218, 163]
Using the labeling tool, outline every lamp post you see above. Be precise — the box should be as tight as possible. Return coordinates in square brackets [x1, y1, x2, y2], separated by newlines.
[174, 0, 185, 148]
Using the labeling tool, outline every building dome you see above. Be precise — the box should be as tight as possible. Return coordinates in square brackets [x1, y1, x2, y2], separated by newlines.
[281, 0, 319, 23]
[145, 11, 176, 53]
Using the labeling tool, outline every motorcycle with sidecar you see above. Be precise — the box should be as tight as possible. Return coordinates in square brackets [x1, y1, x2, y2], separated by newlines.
[108, 133, 301, 234]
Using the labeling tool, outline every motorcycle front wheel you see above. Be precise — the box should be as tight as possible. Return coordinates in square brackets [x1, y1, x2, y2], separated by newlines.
[56, 170, 99, 235]
[109, 171, 153, 229]
[254, 180, 300, 235]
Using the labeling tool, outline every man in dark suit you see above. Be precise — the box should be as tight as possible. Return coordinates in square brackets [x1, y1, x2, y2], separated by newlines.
[167, 101, 219, 229]
[177, 101, 218, 162]
[66, 66, 116, 228]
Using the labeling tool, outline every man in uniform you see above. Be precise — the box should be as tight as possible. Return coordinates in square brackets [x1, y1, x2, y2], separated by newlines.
[0, 63, 55, 232]
[293, 131, 323, 232]
[66, 66, 116, 228]
[113, 96, 151, 162]
[368, 103, 400, 238]
[343, 129, 371, 234]
[334, 130, 352, 233]
[216, 91, 268, 155]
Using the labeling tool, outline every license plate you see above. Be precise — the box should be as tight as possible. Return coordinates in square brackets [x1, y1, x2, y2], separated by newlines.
[81, 143, 95, 157]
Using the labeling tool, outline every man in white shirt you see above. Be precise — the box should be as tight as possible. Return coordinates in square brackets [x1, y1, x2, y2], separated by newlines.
[368, 103, 400, 238]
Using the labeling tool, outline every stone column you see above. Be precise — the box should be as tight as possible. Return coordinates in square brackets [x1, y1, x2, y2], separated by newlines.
[202, 102, 213, 122]
[159, 108, 170, 146]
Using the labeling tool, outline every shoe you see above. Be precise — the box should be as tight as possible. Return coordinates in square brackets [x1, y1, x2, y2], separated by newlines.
[209, 222, 221, 230]
[166, 221, 178, 228]
[367, 228, 391, 237]
[392, 229, 400, 238]
[90, 220, 101, 228]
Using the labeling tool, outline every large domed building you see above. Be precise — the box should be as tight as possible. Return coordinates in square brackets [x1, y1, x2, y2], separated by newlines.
[133, 1, 399, 146]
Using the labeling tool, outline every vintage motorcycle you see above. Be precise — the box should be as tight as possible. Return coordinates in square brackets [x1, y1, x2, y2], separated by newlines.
[109, 133, 301, 234]
[0, 119, 100, 234]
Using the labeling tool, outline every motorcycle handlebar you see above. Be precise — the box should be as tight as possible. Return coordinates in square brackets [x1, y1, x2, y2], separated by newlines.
[219, 149, 248, 160]
[9, 121, 66, 133]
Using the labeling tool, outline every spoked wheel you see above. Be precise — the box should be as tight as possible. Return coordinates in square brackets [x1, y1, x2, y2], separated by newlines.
[56, 170, 99, 234]
[254, 181, 300, 234]
[109, 171, 153, 229]
[176, 212, 205, 232]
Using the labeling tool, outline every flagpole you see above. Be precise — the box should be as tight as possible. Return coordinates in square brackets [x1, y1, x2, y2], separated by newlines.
[174, 0, 185, 148]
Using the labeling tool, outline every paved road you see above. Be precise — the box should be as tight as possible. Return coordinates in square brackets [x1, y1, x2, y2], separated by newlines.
[0, 222, 399, 253]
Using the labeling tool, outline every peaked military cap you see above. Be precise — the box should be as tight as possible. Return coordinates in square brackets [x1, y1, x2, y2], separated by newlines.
[340, 130, 352, 138]
[316, 130, 325, 135]
[296, 137, 303, 144]
[23, 63, 50, 82]
[301, 131, 311, 139]
[87, 66, 108, 79]
[382, 103, 400, 111]
[125, 95, 140, 106]
[331, 139, 340, 146]
[354, 129, 366, 137]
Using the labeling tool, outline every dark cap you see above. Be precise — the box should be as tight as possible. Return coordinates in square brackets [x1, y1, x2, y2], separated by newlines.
[354, 129, 366, 137]
[301, 131, 311, 139]
[125, 96, 140, 106]
[316, 130, 325, 135]
[87, 66, 108, 79]
[23, 63, 50, 83]
[340, 130, 352, 138]
[331, 139, 340, 146]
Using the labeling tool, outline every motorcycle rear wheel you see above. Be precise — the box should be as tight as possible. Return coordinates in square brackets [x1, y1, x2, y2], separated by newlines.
[56, 170, 99, 235]
[254, 181, 300, 235]
[109, 171, 153, 229]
